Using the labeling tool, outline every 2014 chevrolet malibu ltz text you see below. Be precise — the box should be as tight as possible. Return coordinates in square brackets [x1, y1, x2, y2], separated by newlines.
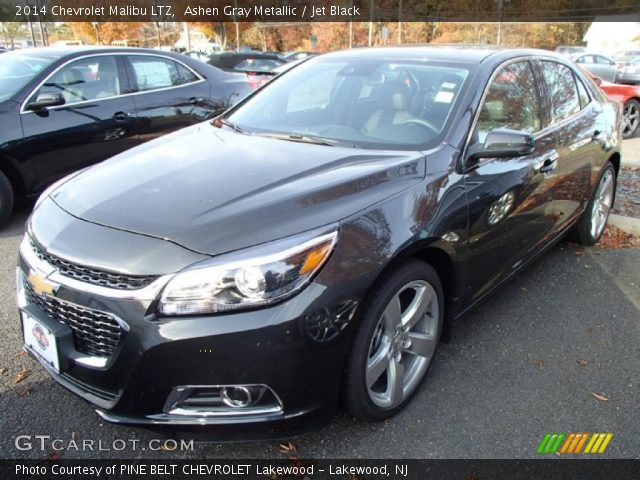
[17, 47, 622, 439]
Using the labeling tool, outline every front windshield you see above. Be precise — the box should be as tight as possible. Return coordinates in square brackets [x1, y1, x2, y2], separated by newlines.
[227, 57, 471, 149]
[0, 51, 59, 102]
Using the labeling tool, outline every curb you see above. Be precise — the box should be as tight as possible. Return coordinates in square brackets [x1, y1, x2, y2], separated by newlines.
[608, 213, 640, 236]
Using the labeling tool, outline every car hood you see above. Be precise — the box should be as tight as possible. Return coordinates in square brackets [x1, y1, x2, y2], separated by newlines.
[51, 122, 426, 256]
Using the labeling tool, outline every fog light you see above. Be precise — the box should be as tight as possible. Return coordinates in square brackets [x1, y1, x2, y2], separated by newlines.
[220, 386, 252, 408]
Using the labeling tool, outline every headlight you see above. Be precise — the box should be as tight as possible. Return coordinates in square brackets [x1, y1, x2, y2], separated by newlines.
[158, 230, 338, 316]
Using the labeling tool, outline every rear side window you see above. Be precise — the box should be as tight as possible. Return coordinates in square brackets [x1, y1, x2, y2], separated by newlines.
[128, 56, 199, 92]
[541, 61, 580, 124]
[475, 60, 541, 142]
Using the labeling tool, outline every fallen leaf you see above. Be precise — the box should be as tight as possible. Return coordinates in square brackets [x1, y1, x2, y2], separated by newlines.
[37, 451, 61, 463]
[15, 351, 27, 358]
[0, 367, 6, 374]
[597, 361, 603, 369]
[591, 392, 610, 402]
[576, 359, 588, 367]
[574, 250, 585, 256]
[597, 225, 640, 249]
[14, 367, 30, 385]
[278, 441, 297, 454]
[19, 387, 32, 397]
[533, 359, 544, 368]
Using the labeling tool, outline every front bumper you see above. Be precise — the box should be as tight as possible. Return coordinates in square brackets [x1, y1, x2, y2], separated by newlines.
[17, 234, 359, 439]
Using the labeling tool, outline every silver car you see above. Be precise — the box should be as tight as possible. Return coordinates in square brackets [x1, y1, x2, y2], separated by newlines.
[572, 53, 617, 82]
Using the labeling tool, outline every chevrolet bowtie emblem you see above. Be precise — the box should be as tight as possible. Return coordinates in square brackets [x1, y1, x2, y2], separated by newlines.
[27, 271, 58, 297]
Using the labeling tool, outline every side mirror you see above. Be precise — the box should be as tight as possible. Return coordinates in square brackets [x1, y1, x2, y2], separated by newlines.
[592, 76, 603, 86]
[27, 92, 65, 110]
[466, 128, 534, 163]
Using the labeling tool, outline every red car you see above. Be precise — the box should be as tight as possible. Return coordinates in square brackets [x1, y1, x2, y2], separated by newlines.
[593, 76, 640, 138]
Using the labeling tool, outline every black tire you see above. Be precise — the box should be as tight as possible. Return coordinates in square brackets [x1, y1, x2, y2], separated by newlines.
[0, 170, 14, 227]
[572, 162, 616, 246]
[343, 260, 444, 421]
[622, 99, 639, 139]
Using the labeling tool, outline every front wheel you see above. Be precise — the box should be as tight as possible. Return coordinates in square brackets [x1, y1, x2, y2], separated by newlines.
[622, 99, 639, 139]
[343, 260, 443, 421]
[572, 162, 616, 246]
[0, 170, 14, 227]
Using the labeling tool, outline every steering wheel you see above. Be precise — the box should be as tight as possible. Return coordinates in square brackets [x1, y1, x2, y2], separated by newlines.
[397, 118, 440, 136]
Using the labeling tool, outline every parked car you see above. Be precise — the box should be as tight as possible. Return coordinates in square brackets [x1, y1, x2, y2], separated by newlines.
[207, 52, 285, 73]
[590, 73, 640, 138]
[0, 46, 253, 224]
[183, 50, 210, 62]
[572, 53, 617, 82]
[554, 45, 586, 56]
[18, 47, 621, 438]
[282, 51, 317, 62]
[615, 55, 640, 85]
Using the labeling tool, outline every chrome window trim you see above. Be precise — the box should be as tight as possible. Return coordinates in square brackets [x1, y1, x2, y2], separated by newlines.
[20, 235, 174, 301]
[20, 52, 205, 114]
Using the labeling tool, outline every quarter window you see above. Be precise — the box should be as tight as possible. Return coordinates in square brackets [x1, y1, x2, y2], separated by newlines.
[575, 75, 591, 109]
[128, 56, 199, 92]
[475, 61, 541, 142]
[35, 55, 120, 104]
[541, 61, 581, 124]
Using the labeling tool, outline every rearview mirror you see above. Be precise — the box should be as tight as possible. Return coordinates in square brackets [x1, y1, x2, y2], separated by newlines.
[28, 92, 65, 110]
[466, 128, 534, 163]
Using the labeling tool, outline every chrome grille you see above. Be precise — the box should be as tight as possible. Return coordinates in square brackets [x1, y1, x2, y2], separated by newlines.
[30, 240, 157, 290]
[24, 281, 123, 358]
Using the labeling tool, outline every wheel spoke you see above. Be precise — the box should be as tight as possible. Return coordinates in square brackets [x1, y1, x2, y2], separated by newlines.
[406, 332, 436, 358]
[387, 356, 405, 405]
[382, 295, 402, 330]
[366, 346, 390, 388]
[401, 285, 434, 329]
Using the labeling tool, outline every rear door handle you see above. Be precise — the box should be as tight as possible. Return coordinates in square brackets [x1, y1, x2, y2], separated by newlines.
[113, 111, 129, 121]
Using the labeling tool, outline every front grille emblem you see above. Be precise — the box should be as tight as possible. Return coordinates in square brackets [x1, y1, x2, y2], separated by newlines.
[27, 271, 58, 297]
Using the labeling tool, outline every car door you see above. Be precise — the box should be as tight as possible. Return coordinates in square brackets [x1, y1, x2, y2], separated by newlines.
[593, 55, 617, 82]
[462, 59, 559, 302]
[538, 60, 599, 232]
[20, 54, 138, 189]
[123, 54, 214, 143]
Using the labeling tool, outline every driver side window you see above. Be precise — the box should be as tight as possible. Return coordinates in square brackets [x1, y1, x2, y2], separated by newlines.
[475, 61, 541, 143]
[35, 56, 121, 105]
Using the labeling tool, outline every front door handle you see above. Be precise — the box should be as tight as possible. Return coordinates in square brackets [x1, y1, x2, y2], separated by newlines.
[113, 111, 129, 122]
[539, 157, 557, 174]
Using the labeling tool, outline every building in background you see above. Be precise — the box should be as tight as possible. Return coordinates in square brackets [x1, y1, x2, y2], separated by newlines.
[584, 17, 640, 53]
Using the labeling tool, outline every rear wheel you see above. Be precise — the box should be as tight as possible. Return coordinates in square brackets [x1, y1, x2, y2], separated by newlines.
[343, 260, 443, 421]
[622, 99, 639, 139]
[572, 162, 616, 246]
[0, 171, 14, 227]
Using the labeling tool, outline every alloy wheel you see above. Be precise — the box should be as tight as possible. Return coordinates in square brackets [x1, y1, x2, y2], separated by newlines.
[623, 101, 639, 138]
[590, 169, 614, 240]
[366, 280, 439, 408]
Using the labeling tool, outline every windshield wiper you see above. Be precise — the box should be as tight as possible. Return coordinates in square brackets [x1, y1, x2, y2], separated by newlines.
[212, 117, 250, 135]
[258, 133, 336, 146]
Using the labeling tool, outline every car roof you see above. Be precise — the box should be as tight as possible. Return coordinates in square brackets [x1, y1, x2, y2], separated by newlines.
[10, 46, 178, 57]
[321, 45, 561, 64]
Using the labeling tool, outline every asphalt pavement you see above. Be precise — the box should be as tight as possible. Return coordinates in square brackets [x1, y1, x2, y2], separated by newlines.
[0, 199, 638, 460]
